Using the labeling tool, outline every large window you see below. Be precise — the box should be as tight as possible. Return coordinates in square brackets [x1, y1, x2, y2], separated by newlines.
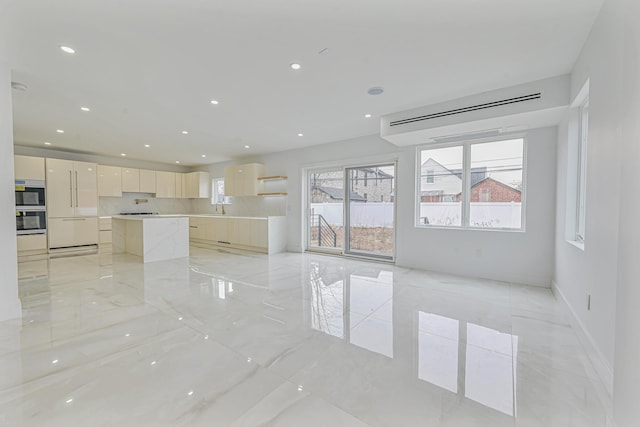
[417, 138, 524, 230]
[576, 99, 589, 242]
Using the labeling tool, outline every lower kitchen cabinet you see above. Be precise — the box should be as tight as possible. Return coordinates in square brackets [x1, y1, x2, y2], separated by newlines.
[188, 216, 286, 254]
[48, 217, 98, 249]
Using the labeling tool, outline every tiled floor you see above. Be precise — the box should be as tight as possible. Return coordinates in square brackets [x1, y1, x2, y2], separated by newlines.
[0, 247, 612, 426]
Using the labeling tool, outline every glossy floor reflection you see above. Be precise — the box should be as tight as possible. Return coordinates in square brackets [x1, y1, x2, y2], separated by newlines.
[0, 247, 611, 426]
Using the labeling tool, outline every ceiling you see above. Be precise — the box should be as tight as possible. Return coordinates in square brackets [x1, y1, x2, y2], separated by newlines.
[1, 0, 603, 166]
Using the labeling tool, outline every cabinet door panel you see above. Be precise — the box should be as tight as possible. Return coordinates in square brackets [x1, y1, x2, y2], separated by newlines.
[140, 169, 156, 193]
[252, 220, 268, 248]
[15, 155, 45, 181]
[46, 158, 75, 218]
[235, 218, 252, 246]
[175, 174, 183, 198]
[74, 161, 98, 216]
[122, 168, 140, 192]
[97, 165, 122, 197]
[156, 171, 175, 198]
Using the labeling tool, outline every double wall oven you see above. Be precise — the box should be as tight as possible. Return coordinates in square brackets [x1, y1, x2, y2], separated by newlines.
[15, 179, 47, 235]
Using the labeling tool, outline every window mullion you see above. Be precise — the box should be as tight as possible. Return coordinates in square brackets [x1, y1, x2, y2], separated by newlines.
[462, 143, 471, 227]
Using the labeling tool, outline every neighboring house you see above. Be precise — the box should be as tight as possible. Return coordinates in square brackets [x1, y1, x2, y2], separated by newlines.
[310, 168, 394, 203]
[311, 186, 366, 203]
[455, 177, 521, 202]
[420, 158, 487, 202]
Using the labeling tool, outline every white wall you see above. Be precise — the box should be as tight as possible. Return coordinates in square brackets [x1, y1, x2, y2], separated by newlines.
[553, 0, 640, 425]
[196, 127, 557, 287]
[399, 127, 556, 286]
[0, 61, 21, 321]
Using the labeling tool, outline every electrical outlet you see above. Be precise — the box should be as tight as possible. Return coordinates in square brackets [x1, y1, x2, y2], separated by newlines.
[586, 293, 591, 311]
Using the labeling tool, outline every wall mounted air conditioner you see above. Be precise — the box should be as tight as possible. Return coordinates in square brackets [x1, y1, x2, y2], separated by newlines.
[380, 75, 570, 146]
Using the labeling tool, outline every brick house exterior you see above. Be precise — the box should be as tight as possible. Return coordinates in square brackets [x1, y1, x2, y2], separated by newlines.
[455, 177, 521, 202]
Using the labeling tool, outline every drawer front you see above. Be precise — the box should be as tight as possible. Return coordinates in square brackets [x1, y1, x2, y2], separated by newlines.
[17, 234, 47, 252]
[49, 217, 98, 248]
[99, 217, 112, 231]
[99, 230, 112, 244]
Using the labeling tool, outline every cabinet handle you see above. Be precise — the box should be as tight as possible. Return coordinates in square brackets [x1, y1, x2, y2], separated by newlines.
[69, 171, 73, 207]
[189, 226, 198, 228]
[75, 171, 79, 207]
[217, 241, 231, 245]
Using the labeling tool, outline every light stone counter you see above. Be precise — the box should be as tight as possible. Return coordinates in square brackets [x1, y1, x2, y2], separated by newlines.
[112, 215, 189, 263]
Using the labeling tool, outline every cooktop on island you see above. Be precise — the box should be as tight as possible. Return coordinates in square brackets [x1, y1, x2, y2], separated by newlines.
[118, 212, 158, 215]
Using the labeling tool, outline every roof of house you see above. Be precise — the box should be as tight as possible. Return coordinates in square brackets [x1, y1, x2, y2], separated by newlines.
[313, 186, 366, 201]
[422, 157, 487, 186]
[471, 177, 521, 193]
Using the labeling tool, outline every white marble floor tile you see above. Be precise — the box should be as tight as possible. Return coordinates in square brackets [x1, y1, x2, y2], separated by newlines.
[0, 247, 612, 426]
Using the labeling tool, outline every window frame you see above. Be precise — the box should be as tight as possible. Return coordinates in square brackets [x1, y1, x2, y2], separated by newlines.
[575, 98, 589, 243]
[210, 177, 232, 205]
[415, 134, 527, 232]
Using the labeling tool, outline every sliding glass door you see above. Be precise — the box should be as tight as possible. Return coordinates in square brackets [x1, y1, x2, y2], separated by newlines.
[307, 163, 396, 260]
[307, 168, 344, 253]
[345, 164, 395, 259]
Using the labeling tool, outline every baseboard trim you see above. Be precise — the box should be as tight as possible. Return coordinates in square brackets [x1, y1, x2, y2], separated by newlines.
[551, 280, 614, 396]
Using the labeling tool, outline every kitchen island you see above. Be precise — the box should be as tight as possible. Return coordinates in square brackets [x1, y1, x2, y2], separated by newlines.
[112, 215, 189, 263]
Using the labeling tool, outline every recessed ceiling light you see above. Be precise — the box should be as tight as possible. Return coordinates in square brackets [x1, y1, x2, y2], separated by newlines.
[80, 107, 90, 112]
[244, 145, 250, 149]
[367, 87, 384, 96]
[56, 129, 64, 133]
[44, 142, 52, 145]
[144, 144, 150, 148]
[201, 154, 206, 158]
[290, 63, 301, 70]
[181, 130, 188, 135]
[210, 100, 219, 105]
[298, 133, 304, 137]
[175, 161, 180, 164]
[59, 45, 75, 54]
[120, 153, 126, 157]
[365, 114, 372, 118]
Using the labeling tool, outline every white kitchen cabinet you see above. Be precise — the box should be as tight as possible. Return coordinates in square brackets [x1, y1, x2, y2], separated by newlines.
[175, 173, 184, 198]
[155, 171, 175, 198]
[188, 216, 285, 253]
[17, 234, 47, 253]
[188, 217, 207, 240]
[223, 163, 264, 196]
[15, 155, 45, 181]
[99, 216, 112, 251]
[97, 165, 122, 197]
[122, 168, 140, 192]
[48, 217, 99, 248]
[139, 169, 156, 193]
[184, 171, 210, 198]
[46, 158, 98, 218]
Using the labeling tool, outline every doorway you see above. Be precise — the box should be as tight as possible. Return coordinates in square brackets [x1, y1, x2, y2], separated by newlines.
[307, 163, 395, 260]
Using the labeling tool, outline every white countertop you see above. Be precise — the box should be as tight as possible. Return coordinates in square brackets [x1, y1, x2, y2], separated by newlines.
[112, 215, 190, 221]
[109, 214, 284, 220]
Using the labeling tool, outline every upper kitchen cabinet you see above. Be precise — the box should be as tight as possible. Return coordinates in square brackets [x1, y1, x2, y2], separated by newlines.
[139, 169, 156, 193]
[224, 163, 265, 196]
[46, 158, 98, 218]
[175, 173, 184, 198]
[97, 165, 122, 197]
[184, 171, 210, 198]
[122, 168, 140, 192]
[156, 171, 176, 198]
[14, 155, 45, 181]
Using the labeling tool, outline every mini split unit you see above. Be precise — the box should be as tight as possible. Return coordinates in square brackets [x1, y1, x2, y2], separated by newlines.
[380, 75, 571, 146]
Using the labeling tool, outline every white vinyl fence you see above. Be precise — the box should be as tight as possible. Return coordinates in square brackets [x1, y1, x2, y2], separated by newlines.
[311, 202, 522, 229]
